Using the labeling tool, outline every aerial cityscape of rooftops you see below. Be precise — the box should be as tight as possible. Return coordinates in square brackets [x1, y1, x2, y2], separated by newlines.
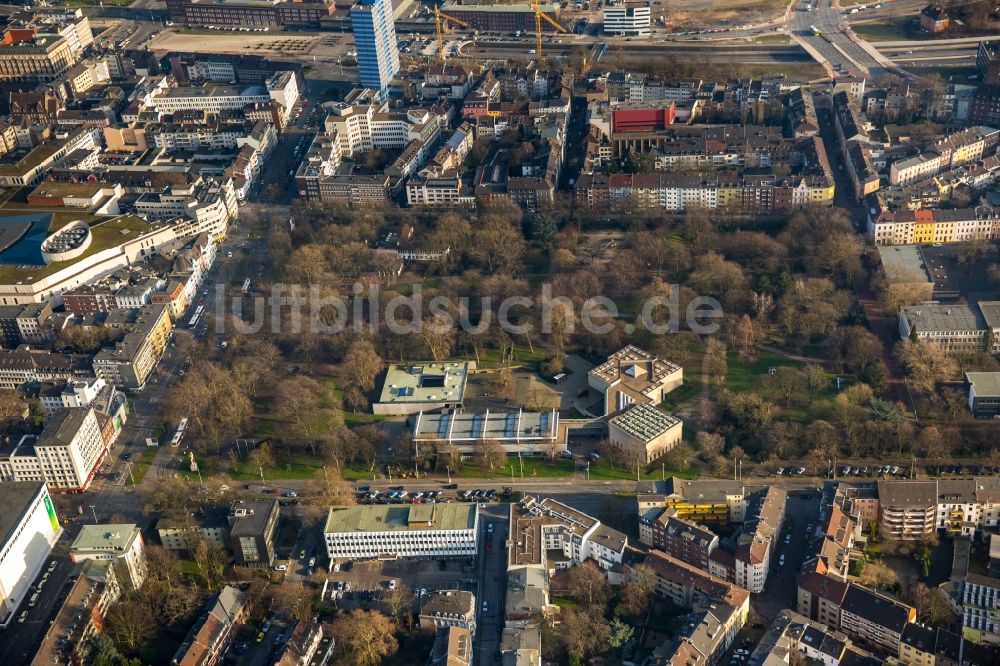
[3, 0, 1000, 665]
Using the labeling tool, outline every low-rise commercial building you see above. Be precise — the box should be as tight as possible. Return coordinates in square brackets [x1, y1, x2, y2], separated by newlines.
[69, 523, 146, 590]
[374, 361, 472, 416]
[0, 482, 60, 628]
[967, 372, 1000, 418]
[325, 504, 478, 560]
[412, 409, 562, 456]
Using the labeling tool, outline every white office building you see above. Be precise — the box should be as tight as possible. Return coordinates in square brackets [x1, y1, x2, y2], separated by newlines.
[70, 524, 147, 591]
[324, 504, 478, 560]
[0, 407, 108, 491]
[0, 482, 61, 628]
[603, 1, 651, 36]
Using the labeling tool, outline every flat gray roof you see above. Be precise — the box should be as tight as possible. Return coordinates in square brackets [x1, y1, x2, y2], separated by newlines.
[967, 372, 1000, 397]
[325, 504, 477, 534]
[412, 410, 557, 442]
[900, 304, 985, 333]
[377, 361, 471, 405]
[878, 245, 932, 284]
[0, 482, 47, 548]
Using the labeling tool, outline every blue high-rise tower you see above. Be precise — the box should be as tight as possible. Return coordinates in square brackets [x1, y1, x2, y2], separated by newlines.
[350, 0, 400, 96]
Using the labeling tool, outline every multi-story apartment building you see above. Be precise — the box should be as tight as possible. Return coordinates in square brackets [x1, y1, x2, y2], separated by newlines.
[898, 305, 989, 355]
[868, 205, 1000, 245]
[637, 478, 746, 524]
[877, 480, 937, 540]
[171, 586, 250, 665]
[750, 609, 882, 666]
[0, 126, 100, 187]
[797, 557, 851, 629]
[132, 178, 238, 241]
[575, 166, 836, 212]
[31, 559, 121, 665]
[0, 407, 107, 491]
[729, 486, 786, 594]
[37, 378, 106, 415]
[639, 507, 718, 570]
[0, 482, 60, 628]
[839, 584, 916, 654]
[508, 497, 627, 573]
[887, 126, 999, 185]
[419, 591, 477, 635]
[0, 302, 54, 348]
[898, 622, 999, 666]
[325, 504, 478, 561]
[963, 573, 1000, 644]
[350, 0, 399, 95]
[229, 499, 279, 567]
[92, 304, 173, 390]
[0, 348, 93, 390]
[405, 174, 474, 206]
[70, 523, 147, 590]
[145, 71, 298, 121]
[603, 1, 651, 36]
[156, 509, 229, 552]
[977, 40, 1000, 85]
[643, 551, 750, 645]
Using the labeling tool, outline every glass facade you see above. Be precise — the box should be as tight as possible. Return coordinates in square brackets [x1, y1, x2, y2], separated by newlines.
[350, 0, 399, 94]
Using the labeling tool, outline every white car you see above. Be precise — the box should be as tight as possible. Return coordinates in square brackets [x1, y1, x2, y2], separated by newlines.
[274, 564, 288, 572]
[778, 554, 786, 566]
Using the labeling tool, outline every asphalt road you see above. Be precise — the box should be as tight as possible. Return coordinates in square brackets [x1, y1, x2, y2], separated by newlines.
[0, 552, 77, 666]
[474, 505, 509, 666]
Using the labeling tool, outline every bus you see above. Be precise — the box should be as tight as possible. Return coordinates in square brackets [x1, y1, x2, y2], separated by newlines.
[241, 278, 251, 295]
[188, 305, 205, 328]
[810, 25, 820, 36]
[170, 417, 188, 447]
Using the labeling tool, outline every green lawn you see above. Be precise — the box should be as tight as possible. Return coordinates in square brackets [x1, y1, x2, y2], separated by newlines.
[459, 344, 549, 370]
[456, 457, 575, 479]
[851, 19, 920, 41]
[586, 459, 698, 481]
[230, 453, 327, 481]
[129, 446, 160, 485]
[723, 350, 804, 392]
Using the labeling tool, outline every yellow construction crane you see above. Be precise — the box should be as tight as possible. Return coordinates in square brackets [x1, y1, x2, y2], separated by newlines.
[531, 0, 566, 65]
[432, 4, 469, 62]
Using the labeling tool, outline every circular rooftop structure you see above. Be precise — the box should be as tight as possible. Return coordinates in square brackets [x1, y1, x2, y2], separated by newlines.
[41, 221, 91, 264]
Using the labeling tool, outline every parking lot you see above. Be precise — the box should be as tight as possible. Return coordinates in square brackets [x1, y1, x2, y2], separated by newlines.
[325, 558, 478, 611]
[354, 486, 508, 506]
